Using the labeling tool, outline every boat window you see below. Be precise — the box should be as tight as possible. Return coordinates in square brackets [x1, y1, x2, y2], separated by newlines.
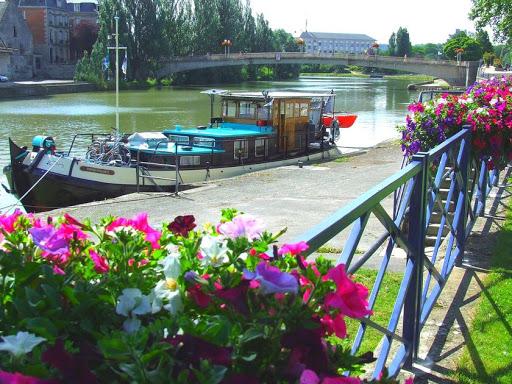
[239, 102, 256, 119]
[169, 135, 190, 144]
[300, 103, 309, 117]
[294, 103, 301, 117]
[233, 139, 249, 159]
[255, 138, 267, 157]
[285, 102, 294, 117]
[192, 137, 215, 147]
[180, 156, 200, 166]
[223, 101, 237, 117]
[257, 105, 269, 120]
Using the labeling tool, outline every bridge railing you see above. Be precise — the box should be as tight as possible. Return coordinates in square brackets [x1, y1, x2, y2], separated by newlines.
[294, 127, 498, 378]
[164, 52, 464, 67]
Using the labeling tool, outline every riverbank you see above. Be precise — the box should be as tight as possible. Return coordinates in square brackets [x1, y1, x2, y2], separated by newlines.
[0, 80, 98, 99]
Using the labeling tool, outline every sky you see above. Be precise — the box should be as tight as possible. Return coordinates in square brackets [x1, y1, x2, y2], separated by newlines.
[250, 0, 476, 45]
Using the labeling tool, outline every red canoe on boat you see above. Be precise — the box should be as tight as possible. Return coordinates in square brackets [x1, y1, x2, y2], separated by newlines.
[321, 113, 358, 128]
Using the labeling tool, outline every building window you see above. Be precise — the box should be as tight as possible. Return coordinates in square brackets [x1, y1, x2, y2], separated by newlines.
[74, 3, 80, 12]
[233, 139, 248, 159]
[13, 26, 16, 37]
[255, 138, 267, 157]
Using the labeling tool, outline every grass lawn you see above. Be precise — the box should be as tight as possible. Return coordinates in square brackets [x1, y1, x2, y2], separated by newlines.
[347, 268, 404, 352]
[453, 187, 512, 383]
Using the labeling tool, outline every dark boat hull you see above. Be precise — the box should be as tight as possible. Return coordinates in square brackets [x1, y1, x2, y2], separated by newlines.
[8, 139, 175, 212]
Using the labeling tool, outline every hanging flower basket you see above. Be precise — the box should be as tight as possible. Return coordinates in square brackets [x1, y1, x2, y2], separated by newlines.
[398, 77, 512, 170]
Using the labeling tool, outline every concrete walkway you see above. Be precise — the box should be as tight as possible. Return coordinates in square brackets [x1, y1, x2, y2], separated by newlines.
[47, 142, 404, 250]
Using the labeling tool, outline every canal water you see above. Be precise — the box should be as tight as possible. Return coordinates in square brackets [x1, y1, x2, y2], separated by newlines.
[0, 76, 418, 173]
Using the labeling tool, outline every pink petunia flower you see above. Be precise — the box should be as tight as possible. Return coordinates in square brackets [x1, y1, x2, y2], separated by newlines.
[0, 370, 58, 384]
[320, 313, 347, 338]
[0, 209, 22, 233]
[323, 264, 372, 319]
[278, 241, 309, 256]
[217, 214, 264, 240]
[107, 213, 161, 249]
[89, 249, 109, 274]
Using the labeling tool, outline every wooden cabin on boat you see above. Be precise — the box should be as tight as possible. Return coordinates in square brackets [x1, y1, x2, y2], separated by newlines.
[129, 91, 334, 169]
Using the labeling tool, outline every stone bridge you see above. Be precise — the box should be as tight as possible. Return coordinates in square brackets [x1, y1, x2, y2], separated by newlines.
[156, 52, 480, 86]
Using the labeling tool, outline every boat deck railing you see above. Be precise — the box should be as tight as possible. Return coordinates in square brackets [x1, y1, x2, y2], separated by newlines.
[168, 131, 331, 168]
[135, 141, 180, 194]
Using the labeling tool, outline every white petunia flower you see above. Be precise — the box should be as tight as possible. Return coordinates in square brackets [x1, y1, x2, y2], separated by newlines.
[122, 317, 141, 334]
[151, 254, 183, 314]
[159, 253, 181, 279]
[116, 288, 151, 317]
[151, 279, 183, 315]
[200, 235, 229, 267]
[0, 331, 46, 357]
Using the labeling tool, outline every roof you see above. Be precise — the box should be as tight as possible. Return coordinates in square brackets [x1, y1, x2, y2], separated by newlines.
[300, 31, 376, 41]
[18, 0, 67, 9]
[66, 1, 97, 12]
[220, 91, 333, 101]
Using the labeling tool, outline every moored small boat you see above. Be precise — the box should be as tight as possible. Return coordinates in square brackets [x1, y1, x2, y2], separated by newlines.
[321, 113, 358, 128]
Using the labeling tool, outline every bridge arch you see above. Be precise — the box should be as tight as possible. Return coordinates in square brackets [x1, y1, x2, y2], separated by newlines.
[156, 52, 480, 86]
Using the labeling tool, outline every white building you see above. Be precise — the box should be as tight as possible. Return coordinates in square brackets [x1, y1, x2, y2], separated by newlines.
[300, 31, 376, 54]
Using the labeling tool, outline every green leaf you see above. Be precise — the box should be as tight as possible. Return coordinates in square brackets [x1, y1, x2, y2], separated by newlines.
[24, 317, 58, 340]
[140, 344, 172, 364]
[41, 284, 60, 309]
[239, 327, 265, 343]
[98, 337, 131, 361]
[61, 286, 79, 305]
[14, 262, 40, 285]
[240, 352, 257, 362]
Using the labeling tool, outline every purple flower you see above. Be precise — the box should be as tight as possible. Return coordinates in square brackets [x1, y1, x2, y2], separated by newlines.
[217, 214, 264, 240]
[243, 262, 298, 295]
[29, 226, 70, 255]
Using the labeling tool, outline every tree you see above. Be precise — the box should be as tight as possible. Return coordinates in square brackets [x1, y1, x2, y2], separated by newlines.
[272, 29, 300, 79]
[412, 43, 443, 59]
[443, 31, 483, 61]
[395, 27, 411, 57]
[388, 32, 396, 56]
[192, 0, 221, 55]
[253, 13, 274, 52]
[470, 0, 512, 44]
[70, 21, 98, 61]
[475, 28, 494, 54]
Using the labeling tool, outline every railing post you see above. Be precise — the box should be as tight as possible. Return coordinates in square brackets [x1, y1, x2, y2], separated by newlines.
[136, 150, 140, 193]
[404, 151, 429, 367]
[456, 130, 470, 265]
[175, 143, 179, 196]
[478, 160, 488, 216]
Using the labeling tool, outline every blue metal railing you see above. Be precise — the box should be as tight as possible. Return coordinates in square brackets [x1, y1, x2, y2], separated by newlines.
[295, 127, 499, 378]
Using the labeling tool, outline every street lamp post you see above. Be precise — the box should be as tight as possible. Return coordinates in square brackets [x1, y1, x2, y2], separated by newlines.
[295, 37, 305, 53]
[455, 48, 464, 65]
[221, 39, 232, 56]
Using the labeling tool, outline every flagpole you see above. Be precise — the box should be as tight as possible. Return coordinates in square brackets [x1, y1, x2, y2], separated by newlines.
[115, 14, 119, 135]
